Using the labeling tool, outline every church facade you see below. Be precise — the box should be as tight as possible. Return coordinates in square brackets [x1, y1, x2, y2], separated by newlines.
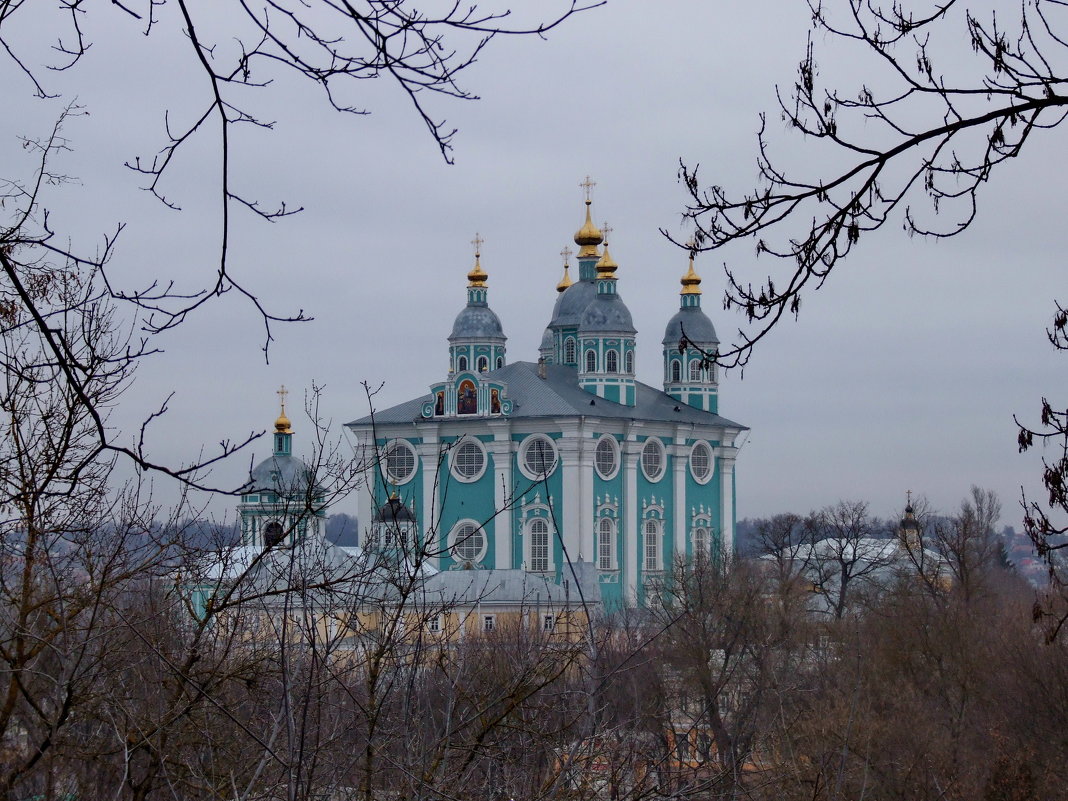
[347, 190, 746, 608]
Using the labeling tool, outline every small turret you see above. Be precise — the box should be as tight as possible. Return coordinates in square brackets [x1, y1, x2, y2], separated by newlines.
[448, 234, 506, 375]
[663, 249, 719, 413]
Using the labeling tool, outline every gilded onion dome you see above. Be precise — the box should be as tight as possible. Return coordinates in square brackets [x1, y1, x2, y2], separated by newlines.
[680, 254, 702, 294]
[574, 201, 603, 258]
[467, 253, 488, 287]
[596, 244, 618, 278]
[556, 263, 573, 292]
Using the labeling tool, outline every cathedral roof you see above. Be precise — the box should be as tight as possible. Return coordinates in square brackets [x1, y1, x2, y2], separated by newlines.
[348, 361, 746, 429]
[662, 306, 719, 347]
[578, 290, 635, 334]
[547, 278, 598, 329]
[242, 453, 320, 496]
[448, 304, 505, 341]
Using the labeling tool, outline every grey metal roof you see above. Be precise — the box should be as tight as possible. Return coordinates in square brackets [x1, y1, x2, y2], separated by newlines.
[548, 279, 598, 329]
[539, 326, 554, 352]
[417, 569, 573, 607]
[348, 361, 746, 429]
[662, 306, 719, 347]
[448, 303, 505, 341]
[578, 291, 636, 335]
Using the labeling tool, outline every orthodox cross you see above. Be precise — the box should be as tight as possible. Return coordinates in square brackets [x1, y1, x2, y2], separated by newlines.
[560, 245, 573, 264]
[277, 384, 289, 415]
[601, 221, 613, 245]
[471, 232, 484, 259]
[579, 175, 596, 202]
[906, 489, 913, 505]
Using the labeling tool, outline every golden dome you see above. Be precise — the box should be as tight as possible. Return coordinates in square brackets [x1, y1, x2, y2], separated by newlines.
[596, 244, 618, 277]
[574, 201, 603, 257]
[274, 385, 293, 433]
[467, 253, 487, 288]
[556, 263, 573, 292]
[680, 254, 702, 295]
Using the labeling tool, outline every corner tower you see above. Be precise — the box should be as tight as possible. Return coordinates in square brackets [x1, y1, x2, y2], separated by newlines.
[578, 236, 637, 406]
[448, 234, 507, 374]
[663, 253, 719, 413]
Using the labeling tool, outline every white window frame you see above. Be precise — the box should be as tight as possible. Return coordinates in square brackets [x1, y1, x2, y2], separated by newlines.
[457, 354, 468, 372]
[585, 349, 597, 373]
[689, 358, 703, 382]
[382, 438, 418, 485]
[526, 517, 553, 573]
[594, 435, 619, 480]
[625, 350, 634, 374]
[692, 526, 711, 563]
[597, 517, 617, 571]
[543, 614, 556, 632]
[426, 615, 442, 633]
[450, 437, 487, 483]
[605, 349, 619, 373]
[518, 434, 558, 481]
[670, 359, 682, 382]
[482, 614, 496, 632]
[477, 355, 489, 372]
[640, 438, 666, 482]
[496, 356, 504, 370]
[689, 440, 714, 485]
[643, 518, 662, 572]
[448, 519, 487, 565]
[564, 337, 576, 364]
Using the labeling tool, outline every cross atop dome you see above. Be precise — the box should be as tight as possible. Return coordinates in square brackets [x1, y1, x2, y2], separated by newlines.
[579, 175, 596, 204]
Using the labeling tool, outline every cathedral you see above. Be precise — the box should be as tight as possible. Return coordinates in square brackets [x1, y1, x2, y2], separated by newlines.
[345, 185, 746, 608]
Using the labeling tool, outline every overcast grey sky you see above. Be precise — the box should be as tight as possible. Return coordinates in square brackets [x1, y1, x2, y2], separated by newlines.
[3, 1, 1060, 526]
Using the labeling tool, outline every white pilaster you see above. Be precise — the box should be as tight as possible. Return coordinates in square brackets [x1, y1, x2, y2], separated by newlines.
[488, 420, 513, 569]
[355, 436, 375, 549]
[717, 447, 737, 560]
[558, 425, 583, 567]
[622, 432, 641, 607]
[417, 428, 441, 568]
[672, 432, 687, 565]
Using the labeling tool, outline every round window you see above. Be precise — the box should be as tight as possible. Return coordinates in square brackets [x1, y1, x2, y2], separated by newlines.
[641, 438, 665, 481]
[384, 440, 416, 484]
[595, 436, 618, 479]
[452, 439, 486, 481]
[690, 441, 714, 483]
[450, 521, 486, 564]
[521, 436, 557, 479]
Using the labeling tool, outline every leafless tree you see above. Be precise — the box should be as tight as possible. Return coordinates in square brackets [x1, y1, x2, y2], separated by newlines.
[672, 0, 1068, 628]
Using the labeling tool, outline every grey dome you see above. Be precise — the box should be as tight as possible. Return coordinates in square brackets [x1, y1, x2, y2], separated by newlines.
[548, 280, 598, 329]
[578, 293, 636, 334]
[449, 304, 505, 341]
[374, 496, 416, 524]
[662, 307, 719, 347]
[244, 454, 319, 495]
[539, 326, 554, 352]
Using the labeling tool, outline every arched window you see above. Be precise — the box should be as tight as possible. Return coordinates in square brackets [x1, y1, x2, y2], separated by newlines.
[598, 518, 615, 571]
[585, 349, 597, 373]
[625, 350, 634, 374]
[477, 356, 489, 372]
[457, 355, 468, 372]
[496, 356, 504, 370]
[643, 520, 661, 571]
[671, 359, 682, 382]
[529, 518, 551, 572]
[564, 337, 576, 364]
[605, 349, 618, 373]
[693, 527, 709, 562]
[689, 359, 703, 381]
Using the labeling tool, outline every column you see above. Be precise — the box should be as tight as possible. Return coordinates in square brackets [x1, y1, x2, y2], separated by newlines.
[417, 429, 441, 568]
[672, 432, 687, 565]
[488, 420, 513, 569]
[622, 436, 641, 607]
[717, 447, 737, 561]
